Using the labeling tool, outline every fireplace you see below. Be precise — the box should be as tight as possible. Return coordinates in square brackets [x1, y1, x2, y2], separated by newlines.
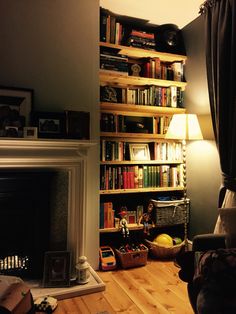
[0, 170, 55, 278]
[0, 138, 103, 299]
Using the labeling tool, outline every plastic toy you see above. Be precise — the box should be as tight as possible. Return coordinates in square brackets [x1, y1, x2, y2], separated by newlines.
[119, 207, 129, 238]
[138, 201, 155, 235]
[99, 246, 116, 271]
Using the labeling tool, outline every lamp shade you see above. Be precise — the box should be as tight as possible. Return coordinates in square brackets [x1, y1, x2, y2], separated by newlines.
[165, 114, 203, 140]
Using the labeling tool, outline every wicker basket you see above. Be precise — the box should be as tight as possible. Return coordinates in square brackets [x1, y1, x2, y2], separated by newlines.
[145, 239, 185, 259]
[115, 245, 148, 269]
[151, 199, 190, 226]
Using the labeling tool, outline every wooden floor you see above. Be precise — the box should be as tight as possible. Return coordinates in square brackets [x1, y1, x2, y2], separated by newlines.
[53, 259, 194, 314]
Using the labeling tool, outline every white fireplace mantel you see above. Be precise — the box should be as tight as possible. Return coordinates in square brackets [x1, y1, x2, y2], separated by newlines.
[0, 138, 96, 165]
[0, 138, 99, 271]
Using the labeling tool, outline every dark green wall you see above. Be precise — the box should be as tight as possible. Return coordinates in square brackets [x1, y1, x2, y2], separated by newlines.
[183, 15, 221, 238]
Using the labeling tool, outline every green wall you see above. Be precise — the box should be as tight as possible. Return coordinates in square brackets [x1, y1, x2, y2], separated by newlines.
[183, 15, 222, 238]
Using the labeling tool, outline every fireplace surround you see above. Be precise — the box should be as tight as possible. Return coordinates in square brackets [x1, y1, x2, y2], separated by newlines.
[0, 138, 103, 298]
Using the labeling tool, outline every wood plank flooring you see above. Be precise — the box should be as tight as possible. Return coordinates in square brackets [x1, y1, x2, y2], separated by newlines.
[53, 259, 194, 314]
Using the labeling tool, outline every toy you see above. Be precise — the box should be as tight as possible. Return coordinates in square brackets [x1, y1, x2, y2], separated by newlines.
[138, 201, 155, 235]
[99, 246, 116, 271]
[34, 296, 58, 313]
[119, 207, 129, 238]
[154, 233, 173, 247]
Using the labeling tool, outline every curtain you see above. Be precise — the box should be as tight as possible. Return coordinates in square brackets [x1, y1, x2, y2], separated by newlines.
[200, 0, 236, 233]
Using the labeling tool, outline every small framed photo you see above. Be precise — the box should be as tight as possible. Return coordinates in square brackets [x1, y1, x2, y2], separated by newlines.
[43, 251, 71, 288]
[127, 211, 136, 224]
[0, 86, 33, 137]
[31, 112, 65, 138]
[23, 127, 38, 139]
[129, 144, 150, 161]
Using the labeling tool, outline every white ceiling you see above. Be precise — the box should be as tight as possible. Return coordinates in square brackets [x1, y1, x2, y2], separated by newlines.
[100, 0, 203, 29]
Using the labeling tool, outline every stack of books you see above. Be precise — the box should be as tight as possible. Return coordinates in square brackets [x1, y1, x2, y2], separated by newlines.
[126, 29, 156, 50]
[100, 47, 128, 75]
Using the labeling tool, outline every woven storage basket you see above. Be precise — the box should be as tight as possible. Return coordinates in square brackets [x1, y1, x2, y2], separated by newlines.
[145, 239, 185, 259]
[115, 245, 148, 269]
[151, 199, 190, 226]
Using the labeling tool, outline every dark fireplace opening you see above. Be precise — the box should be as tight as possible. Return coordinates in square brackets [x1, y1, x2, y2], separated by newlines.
[0, 169, 68, 279]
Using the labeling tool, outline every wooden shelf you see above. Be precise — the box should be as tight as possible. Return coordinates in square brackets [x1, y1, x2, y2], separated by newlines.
[100, 42, 187, 63]
[99, 223, 145, 233]
[100, 102, 186, 116]
[100, 132, 167, 139]
[100, 71, 187, 90]
[100, 160, 183, 165]
[100, 186, 184, 195]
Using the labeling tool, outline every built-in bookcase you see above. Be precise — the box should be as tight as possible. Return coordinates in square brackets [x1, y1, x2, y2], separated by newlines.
[99, 8, 187, 239]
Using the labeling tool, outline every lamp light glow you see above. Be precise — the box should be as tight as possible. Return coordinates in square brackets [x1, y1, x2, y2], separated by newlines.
[165, 114, 203, 140]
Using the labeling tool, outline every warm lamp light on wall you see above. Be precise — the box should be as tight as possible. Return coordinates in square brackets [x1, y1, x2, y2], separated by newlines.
[165, 113, 203, 248]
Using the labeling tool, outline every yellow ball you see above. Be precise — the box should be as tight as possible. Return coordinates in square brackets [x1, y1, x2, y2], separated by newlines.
[154, 233, 173, 247]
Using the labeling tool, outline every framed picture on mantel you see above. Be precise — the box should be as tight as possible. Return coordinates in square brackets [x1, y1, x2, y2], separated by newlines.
[31, 111, 66, 139]
[0, 86, 33, 138]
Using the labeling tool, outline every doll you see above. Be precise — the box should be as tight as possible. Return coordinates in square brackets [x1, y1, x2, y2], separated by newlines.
[119, 207, 129, 238]
[138, 201, 155, 235]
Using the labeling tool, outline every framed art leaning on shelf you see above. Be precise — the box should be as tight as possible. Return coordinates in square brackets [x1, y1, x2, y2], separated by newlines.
[129, 143, 150, 161]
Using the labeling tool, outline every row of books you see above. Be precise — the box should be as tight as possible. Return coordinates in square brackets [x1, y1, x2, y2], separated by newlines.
[100, 8, 124, 45]
[100, 140, 182, 162]
[100, 54, 184, 83]
[100, 113, 170, 135]
[100, 164, 184, 190]
[142, 58, 184, 82]
[99, 202, 115, 229]
[100, 85, 184, 108]
[99, 202, 143, 229]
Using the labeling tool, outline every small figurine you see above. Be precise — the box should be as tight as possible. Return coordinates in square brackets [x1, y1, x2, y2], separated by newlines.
[138, 201, 155, 235]
[119, 207, 129, 238]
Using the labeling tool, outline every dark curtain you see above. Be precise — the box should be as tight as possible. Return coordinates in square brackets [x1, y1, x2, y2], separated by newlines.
[200, 0, 236, 209]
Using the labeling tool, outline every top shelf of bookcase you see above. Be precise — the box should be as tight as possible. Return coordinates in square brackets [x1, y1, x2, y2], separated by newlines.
[100, 42, 187, 63]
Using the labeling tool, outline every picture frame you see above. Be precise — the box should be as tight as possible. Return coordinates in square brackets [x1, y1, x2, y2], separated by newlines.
[0, 86, 33, 137]
[65, 110, 90, 139]
[23, 126, 38, 139]
[129, 143, 150, 161]
[31, 111, 65, 139]
[42, 251, 71, 288]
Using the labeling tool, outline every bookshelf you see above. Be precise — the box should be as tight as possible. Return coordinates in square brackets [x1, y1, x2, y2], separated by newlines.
[99, 9, 188, 238]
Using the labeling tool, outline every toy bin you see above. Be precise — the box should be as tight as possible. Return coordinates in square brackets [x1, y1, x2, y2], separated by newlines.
[115, 245, 148, 269]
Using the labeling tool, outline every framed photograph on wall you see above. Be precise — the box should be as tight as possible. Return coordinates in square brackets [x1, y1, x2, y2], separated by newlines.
[43, 251, 71, 287]
[0, 86, 33, 137]
[129, 143, 150, 161]
[31, 111, 65, 138]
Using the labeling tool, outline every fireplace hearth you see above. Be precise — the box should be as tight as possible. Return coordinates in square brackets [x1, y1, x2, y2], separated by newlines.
[0, 138, 104, 299]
